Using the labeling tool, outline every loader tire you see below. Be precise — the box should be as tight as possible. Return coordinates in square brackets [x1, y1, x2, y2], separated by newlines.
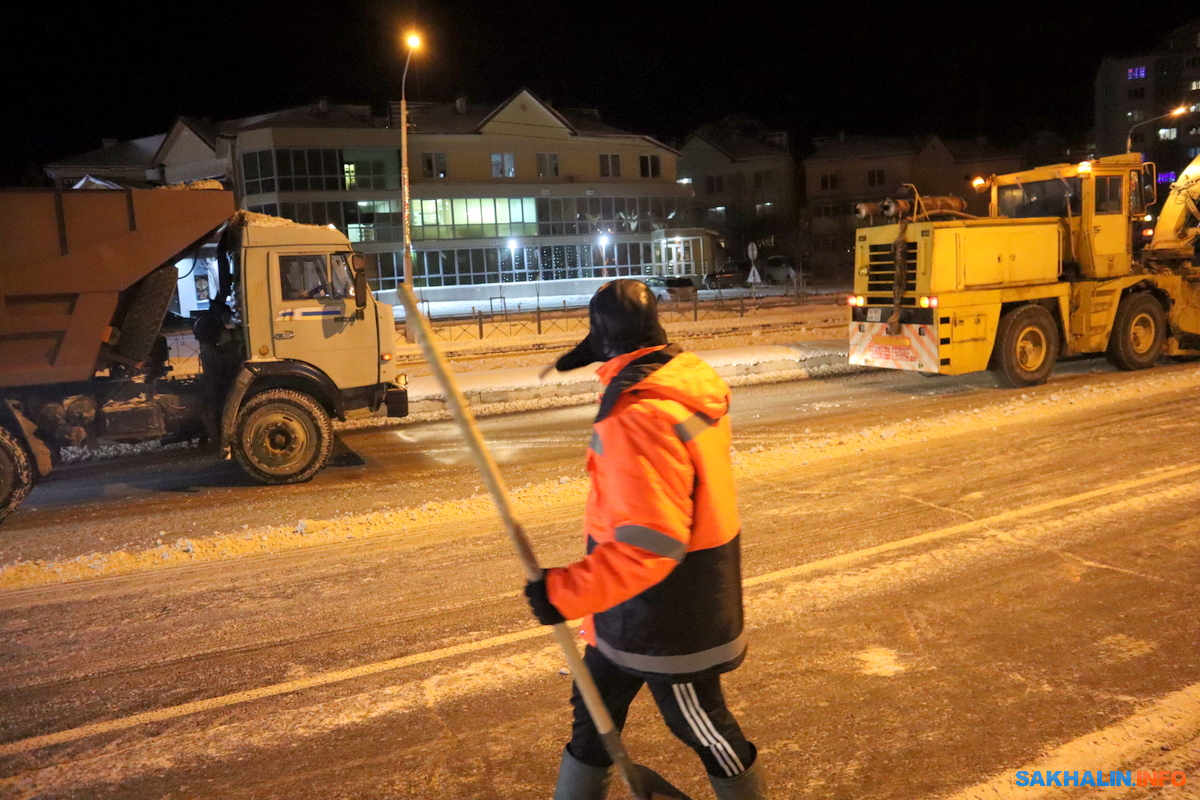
[232, 389, 332, 485]
[0, 427, 34, 522]
[1106, 292, 1165, 371]
[992, 304, 1058, 388]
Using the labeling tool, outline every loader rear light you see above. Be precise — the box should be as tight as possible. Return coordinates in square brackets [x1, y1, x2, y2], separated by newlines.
[381, 353, 393, 362]
[919, 296, 939, 309]
[1143, 228, 1154, 237]
[848, 295, 866, 307]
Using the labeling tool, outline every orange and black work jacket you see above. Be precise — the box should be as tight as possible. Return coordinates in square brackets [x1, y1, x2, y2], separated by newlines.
[545, 343, 745, 679]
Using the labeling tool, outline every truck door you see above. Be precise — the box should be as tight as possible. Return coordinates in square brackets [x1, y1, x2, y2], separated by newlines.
[269, 252, 380, 389]
[1089, 174, 1130, 277]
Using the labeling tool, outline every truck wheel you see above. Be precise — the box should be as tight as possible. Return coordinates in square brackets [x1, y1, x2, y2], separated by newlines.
[992, 304, 1059, 388]
[1106, 293, 1165, 371]
[232, 389, 332, 485]
[0, 427, 34, 522]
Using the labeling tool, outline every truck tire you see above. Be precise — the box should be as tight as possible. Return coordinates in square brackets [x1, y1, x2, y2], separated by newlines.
[0, 427, 34, 522]
[232, 389, 332, 485]
[1106, 293, 1165, 371]
[992, 304, 1059, 388]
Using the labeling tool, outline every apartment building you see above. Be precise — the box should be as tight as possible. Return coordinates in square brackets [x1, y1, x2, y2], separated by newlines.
[677, 121, 798, 262]
[46, 90, 709, 305]
[802, 135, 1023, 278]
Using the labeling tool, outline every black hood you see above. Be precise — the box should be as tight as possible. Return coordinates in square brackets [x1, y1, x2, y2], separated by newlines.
[554, 280, 668, 371]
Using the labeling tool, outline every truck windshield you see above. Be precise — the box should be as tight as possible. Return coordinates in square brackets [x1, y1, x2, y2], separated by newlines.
[997, 177, 1081, 218]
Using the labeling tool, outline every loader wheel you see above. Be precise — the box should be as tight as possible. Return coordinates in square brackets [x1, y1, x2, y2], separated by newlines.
[992, 304, 1059, 388]
[1106, 293, 1165, 371]
[232, 389, 332, 485]
[0, 427, 34, 522]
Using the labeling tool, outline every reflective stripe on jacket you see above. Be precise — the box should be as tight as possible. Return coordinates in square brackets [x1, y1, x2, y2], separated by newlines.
[545, 343, 745, 678]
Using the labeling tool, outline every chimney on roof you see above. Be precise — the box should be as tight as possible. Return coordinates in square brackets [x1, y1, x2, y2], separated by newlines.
[455, 96, 467, 114]
[318, 98, 329, 114]
[102, 138, 118, 149]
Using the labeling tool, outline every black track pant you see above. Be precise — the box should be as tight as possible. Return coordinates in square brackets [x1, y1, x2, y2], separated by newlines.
[566, 645, 755, 778]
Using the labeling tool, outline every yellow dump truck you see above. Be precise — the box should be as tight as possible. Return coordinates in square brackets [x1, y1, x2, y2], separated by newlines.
[0, 186, 407, 521]
[847, 153, 1200, 386]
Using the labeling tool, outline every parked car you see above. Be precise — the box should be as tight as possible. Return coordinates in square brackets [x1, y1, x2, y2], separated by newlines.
[639, 275, 697, 302]
[703, 260, 752, 289]
[764, 255, 795, 285]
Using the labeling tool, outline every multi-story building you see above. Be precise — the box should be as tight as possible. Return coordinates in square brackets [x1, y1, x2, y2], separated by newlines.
[1095, 19, 1200, 180]
[802, 134, 1023, 278]
[45, 90, 709, 307]
[677, 120, 798, 263]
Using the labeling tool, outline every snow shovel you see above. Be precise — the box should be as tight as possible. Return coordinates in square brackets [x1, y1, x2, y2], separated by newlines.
[398, 286, 691, 800]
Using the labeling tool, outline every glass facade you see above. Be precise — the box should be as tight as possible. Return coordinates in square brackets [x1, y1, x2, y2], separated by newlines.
[371, 241, 663, 291]
[249, 195, 688, 245]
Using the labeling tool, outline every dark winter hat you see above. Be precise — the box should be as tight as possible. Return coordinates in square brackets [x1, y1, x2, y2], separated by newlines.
[554, 280, 668, 371]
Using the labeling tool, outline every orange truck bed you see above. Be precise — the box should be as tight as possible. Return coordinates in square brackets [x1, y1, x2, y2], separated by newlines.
[0, 188, 234, 388]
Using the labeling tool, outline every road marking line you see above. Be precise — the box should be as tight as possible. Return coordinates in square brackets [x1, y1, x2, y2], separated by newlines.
[744, 461, 1200, 588]
[0, 625, 557, 757]
[5, 461, 1197, 757]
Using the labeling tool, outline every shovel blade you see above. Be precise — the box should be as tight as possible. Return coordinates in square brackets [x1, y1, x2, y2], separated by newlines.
[625, 762, 693, 800]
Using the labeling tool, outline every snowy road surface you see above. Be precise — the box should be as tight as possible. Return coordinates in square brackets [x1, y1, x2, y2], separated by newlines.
[2, 360, 1199, 798]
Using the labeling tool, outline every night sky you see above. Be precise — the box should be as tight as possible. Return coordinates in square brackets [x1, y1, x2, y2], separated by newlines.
[4, 2, 1194, 185]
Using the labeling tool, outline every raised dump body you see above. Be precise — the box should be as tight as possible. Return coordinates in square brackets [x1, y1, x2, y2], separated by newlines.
[0, 188, 235, 387]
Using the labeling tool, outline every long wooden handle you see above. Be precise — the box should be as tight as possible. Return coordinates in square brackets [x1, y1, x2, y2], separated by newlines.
[396, 287, 638, 771]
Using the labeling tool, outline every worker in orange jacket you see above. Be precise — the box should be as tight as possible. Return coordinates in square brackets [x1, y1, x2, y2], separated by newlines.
[526, 279, 768, 800]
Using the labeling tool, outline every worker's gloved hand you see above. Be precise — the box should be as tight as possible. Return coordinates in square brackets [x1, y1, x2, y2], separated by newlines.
[525, 570, 567, 626]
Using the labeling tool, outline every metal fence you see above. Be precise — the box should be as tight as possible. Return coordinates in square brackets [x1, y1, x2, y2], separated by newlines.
[415, 289, 832, 343]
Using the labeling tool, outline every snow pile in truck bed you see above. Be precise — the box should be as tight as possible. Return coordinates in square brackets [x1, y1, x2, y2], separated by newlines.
[4, 364, 1200, 590]
[155, 179, 225, 191]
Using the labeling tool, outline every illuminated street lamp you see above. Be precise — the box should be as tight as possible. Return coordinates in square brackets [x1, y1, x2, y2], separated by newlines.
[1126, 105, 1188, 153]
[400, 32, 421, 292]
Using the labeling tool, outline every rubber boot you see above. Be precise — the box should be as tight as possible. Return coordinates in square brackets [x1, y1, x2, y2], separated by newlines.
[552, 746, 612, 800]
[709, 753, 769, 800]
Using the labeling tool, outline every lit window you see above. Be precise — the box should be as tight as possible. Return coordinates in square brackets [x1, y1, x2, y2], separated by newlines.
[491, 153, 515, 178]
[1158, 171, 1177, 184]
[537, 153, 559, 178]
[639, 155, 661, 179]
[755, 202, 774, 216]
[1158, 127, 1178, 141]
[1127, 66, 1146, 80]
[1126, 110, 1145, 122]
[422, 152, 447, 179]
[599, 153, 621, 178]
[1192, 80, 1200, 91]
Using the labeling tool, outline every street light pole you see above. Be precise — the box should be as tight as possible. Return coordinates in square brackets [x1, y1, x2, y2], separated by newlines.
[1126, 106, 1188, 153]
[400, 33, 421, 293]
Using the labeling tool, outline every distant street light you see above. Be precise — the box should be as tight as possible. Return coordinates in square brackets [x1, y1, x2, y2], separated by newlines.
[400, 32, 421, 292]
[1126, 105, 1188, 153]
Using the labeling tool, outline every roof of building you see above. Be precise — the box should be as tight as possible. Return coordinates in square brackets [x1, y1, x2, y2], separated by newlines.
[805, 134, 1019, 164]
[47, 133, 166, 171]
[683, 120, 792, 163]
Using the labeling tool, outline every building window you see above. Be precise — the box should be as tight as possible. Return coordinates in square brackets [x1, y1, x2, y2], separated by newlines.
[820, 173, 839, 191]
[1126, 109, 1145, 122]
[755, 202, 774, 216]
[1127, 66, 1146, 80]
[1187, 56, 1200, 69]
[343, 159, 386, 190]
[753, 169, 773, 190]
[1128, 87, 1146, 100]
[491, 153, 515, 178]
[705, 175, 724, 194]
[422, 152, 448, 179]
[241, 150, 276, 195]
[707, 206, 727, 224]
[537, 153, 559, 178]
[1159, 127, 1179, 141]
[599, 153, 621, 178]
[275, 148, 342, 191]
[867, 168, 886, 187]
[639, 155, 661, 178]
[1191, 80, 1200, 91]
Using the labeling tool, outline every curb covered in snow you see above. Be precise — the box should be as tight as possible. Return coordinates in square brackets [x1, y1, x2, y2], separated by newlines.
[405, 340, 853, 413]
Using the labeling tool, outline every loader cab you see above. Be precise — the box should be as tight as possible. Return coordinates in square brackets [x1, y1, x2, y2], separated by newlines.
[991, 155, 1153, 279]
